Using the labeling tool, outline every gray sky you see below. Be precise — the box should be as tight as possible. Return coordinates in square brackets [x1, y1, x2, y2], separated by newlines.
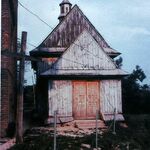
[18, 0, 150, 85]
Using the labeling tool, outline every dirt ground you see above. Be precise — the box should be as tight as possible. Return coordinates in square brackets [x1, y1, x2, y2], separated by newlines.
[9, 115, 150, 150]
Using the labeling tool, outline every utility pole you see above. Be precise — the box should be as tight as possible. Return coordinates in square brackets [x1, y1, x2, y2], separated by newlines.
[96, 110, 98, 149]
[16, 31, 27, 143]
[32, 76, 36, 108]
[54, 110, 57, 150]
[112, 108, 116, 135]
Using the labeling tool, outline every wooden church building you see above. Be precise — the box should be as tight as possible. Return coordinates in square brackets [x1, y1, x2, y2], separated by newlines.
[30, 0, 127, 124]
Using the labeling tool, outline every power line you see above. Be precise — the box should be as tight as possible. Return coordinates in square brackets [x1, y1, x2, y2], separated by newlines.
[58, 57, 90, 68]
[18, 1, 114, 63]
[18, 2, 116, 68]
[18, 2, 118, 130]
[18, 38, 37, 48]
[17, 38, 115, 71]
[26, 42, 37, 48]
[45, 39, 116, 70]
[18, 1, 53, 30]
[61, 40, 111, 66]
[17, 37, 113, 67]
[76, 38, 115, 65]
[18, 1, 115, 65]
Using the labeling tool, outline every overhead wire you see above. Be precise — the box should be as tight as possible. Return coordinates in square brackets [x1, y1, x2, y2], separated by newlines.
[18, 1, 115, 63]
[17, 38, 108, 69]
[17, 37, 111, 68]
[39, 38, 117, 71]
[18, 2, 117, 133]
[18, 1, 117, 72]
[18, 1, 53, 30]
[76, 38, 116, 67]
[18, 1, 114, 62]
[51, 38, 116, 70]
[17, 38, 37, 48]
[76, 39, 103, 60]
[26, 42, 37, 48]
[16, 37, 116, 71]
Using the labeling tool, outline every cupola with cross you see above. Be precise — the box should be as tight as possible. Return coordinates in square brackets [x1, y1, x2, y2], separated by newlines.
[58, 0, 72, 22]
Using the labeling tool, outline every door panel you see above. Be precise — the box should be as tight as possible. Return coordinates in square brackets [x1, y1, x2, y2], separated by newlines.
[73, 82, 86, 119]
[87, 82, 100, 119]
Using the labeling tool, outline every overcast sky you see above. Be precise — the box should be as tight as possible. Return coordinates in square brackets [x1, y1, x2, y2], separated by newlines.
[18, 0, 150, 85]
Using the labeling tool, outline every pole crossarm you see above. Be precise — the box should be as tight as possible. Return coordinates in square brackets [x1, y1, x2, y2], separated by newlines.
[1, 50, 42, 62]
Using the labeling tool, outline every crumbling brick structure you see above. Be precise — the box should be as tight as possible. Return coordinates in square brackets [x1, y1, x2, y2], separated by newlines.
[1, 0, 18, 137]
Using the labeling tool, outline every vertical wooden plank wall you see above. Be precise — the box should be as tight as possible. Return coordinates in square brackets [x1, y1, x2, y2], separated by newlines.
[54, 30, 116, 70]
[100, 80, 122, 114]
[48, 80, 72, 117]
[48, 80, 122, 119]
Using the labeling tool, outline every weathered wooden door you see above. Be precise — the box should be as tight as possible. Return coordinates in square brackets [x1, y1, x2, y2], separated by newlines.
[86, 81, 100, 119]
[73, 82, 87, 119]
[73, 81, 100, 119]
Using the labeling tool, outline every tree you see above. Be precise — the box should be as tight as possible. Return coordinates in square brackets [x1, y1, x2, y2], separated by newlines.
[130, 65, 146, 82]
[115, 57, 123, 69]
[122, 65, 150, 114]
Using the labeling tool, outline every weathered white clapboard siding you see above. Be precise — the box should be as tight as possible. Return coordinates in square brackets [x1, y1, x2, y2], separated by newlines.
[48, 79, 122, 118]
[100, 80, 122, 114]
[53, 30, 116, 70]
[48, 80, 72, 117]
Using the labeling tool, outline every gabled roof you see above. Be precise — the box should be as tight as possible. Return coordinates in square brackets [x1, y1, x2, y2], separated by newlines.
[31, 4, 120, 58]
[42, 30, 127, 76]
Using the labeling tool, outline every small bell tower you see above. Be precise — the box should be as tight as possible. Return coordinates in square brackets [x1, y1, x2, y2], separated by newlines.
[58, 0, 72, 22]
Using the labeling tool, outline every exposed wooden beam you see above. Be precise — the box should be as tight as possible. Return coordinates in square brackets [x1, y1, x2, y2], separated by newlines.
[1, 50, 42, 62]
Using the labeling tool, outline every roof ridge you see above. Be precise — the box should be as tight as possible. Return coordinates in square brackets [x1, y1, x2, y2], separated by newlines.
[31, 4, 120, 57]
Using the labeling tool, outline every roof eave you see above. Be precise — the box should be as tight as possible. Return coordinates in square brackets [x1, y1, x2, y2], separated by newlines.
[109, 52, 121, 58]
[30, 50, 62, 58]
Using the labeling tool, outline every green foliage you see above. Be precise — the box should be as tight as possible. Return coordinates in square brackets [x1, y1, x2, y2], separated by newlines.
[130, 65, 146, 82]
[115, 57, 123, 69]
[122, 65, 150, 114]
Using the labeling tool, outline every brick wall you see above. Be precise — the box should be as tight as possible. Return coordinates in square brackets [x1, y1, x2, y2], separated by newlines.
[1, 0, 18, 137]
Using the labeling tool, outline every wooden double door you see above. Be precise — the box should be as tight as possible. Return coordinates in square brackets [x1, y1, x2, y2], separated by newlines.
[73, 81, 100, 119]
